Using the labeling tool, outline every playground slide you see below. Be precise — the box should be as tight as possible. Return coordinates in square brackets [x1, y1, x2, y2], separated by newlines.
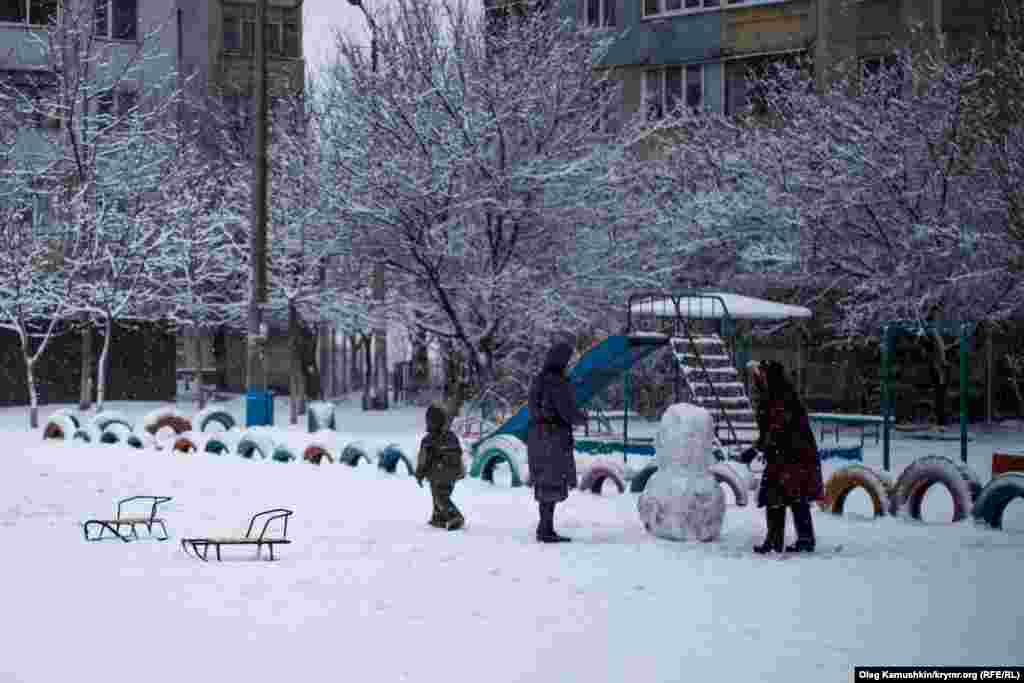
[473, 334, 669, 449]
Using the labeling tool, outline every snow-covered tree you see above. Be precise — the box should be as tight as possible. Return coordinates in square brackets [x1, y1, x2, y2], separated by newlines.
[0, 131, 81, 428]
[150, 133, 248, 410]
[39, 5, 185, 411]
[739, 49, 1021, 424]
[0, 0, 185, 419]
[266, 94, 368, 421]
[317, 0, 647, 401]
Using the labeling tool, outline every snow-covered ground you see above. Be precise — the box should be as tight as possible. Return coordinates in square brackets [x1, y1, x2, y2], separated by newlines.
[3, 395, 1023, 683]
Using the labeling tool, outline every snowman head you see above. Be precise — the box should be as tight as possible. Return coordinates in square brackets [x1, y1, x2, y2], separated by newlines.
[655, 403, 716, 470]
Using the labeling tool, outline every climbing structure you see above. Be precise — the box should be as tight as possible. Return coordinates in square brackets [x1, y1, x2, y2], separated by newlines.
[668, 334, 757, 451]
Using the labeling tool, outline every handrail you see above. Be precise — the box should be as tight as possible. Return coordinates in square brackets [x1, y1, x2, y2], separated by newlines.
[675, 325, 739, 447]
[116, 495, 172, 521]
[246, 508, 293, 540]
[626, 290, 734, 333]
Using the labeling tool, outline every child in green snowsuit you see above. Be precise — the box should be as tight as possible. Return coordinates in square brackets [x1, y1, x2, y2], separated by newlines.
[415, 403, 466, 530]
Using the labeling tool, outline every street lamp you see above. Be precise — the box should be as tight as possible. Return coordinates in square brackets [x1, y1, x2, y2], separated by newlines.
[345, 0, 379, 72]
[246, 0, 304, 425]
[247, 0, 269, 406]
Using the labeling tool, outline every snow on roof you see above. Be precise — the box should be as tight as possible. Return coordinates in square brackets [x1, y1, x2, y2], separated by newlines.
[629, 292, 812, 320]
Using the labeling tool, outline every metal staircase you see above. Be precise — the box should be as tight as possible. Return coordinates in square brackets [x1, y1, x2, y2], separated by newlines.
[668, 334, 758, 451]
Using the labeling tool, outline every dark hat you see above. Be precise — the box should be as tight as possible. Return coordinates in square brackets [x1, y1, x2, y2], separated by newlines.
[426, 402, 449, 433]
[542, 342, 575, 373]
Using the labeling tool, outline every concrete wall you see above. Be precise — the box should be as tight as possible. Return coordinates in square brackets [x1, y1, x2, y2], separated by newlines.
[0, 323, 176, 406]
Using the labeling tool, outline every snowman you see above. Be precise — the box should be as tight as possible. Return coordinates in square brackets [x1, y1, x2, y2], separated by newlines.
[638, 403, 726, 542]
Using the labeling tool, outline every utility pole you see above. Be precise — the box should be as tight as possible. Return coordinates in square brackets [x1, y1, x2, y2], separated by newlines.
[346, 0, 388, 410]
[247, 0, 270, 402]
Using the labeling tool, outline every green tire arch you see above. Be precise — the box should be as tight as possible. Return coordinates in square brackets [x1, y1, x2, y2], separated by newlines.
[469, 446, 525, 487]
[881, 321, 974, 471]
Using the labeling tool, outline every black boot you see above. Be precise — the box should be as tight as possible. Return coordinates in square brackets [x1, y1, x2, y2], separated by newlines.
[754, 506, 785, 554]
[537, 502, 570, 543]
[536, 501, 551, 541]
[786, 502, 816, 553]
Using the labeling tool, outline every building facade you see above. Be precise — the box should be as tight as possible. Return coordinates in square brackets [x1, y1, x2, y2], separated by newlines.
[557, 0, 992, 122]
[1, 0, 305, 403]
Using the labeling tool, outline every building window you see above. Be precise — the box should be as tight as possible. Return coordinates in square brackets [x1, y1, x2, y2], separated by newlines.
[32, 192, 51, 233]
[861, 54, 903, 100]
[265, 22, 282, 56]
[242, 20, 255, 54]
[224, 16, 242, 51]
[0, 0, 58, 25]
[643, 64, 703, 119]
[2, 69, 59, 128]
[94, 0, 137, 40]
[283, 23, 300, 58]
[589, 78, 619, 133]
[643, 0, 791, 18]
[95, 89, 137, 130]
[226, 14, 276, 57]
[724, 54, 805, 117]
[96, 89, 114, 120]
[580, 0, 615, 27]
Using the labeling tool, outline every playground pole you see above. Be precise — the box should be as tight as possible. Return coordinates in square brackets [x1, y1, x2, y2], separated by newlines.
[882, 325, 892, 472]
[986, 323, 993, 426]
[960, 323, 968, 464]
[623, 346, 631, 464]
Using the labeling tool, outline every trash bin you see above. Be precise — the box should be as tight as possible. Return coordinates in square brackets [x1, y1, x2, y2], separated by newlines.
[246, 390, 274, 427]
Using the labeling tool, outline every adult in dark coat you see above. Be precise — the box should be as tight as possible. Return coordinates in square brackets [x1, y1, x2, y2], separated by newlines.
[527, 341, 586, 543]
[740, 360, 824, 553]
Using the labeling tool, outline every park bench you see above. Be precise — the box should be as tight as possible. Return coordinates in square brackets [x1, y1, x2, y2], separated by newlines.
[180, 509, 293, 562]
[82, 496, 172, 542]
[809, 413, 883, 447]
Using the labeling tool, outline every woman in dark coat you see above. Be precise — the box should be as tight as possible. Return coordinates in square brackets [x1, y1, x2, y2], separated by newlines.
[527, 341, 586, 543]
[741, 360, 824, 553]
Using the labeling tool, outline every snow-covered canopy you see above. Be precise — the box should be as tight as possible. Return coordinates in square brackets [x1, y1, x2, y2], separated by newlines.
[630, 292, 812, 321]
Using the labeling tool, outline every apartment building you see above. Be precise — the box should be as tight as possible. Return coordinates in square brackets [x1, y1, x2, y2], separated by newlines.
[0, 0, 305, 405]
[558, 0, 993, 122]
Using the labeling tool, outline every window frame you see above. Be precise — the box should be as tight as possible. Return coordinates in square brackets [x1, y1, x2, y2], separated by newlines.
[94, 88, 137, 131]
[94, 0, 138, 41]
[0, 0, 59, 27]
[642, 0, 789, 20]
[642, 63, 705, 120]
[2, 68, 59, 128]
[282, 22, 300, 58]
[223, 15, 242, 52]
[723, 51, 809, 117]
[580, 0, 615, 28]
[223, 14, 257, 56]
[31, 191, 52, 234]
[224, 6, 299, 58]
[860, 54, 904, 101]
[264, 21, 283, 56]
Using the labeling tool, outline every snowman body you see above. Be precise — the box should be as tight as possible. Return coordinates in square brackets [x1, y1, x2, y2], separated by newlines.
[637, 403, 726, 542]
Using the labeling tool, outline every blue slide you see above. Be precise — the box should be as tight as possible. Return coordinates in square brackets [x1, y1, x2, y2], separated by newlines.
[472, 334, 669, 451]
